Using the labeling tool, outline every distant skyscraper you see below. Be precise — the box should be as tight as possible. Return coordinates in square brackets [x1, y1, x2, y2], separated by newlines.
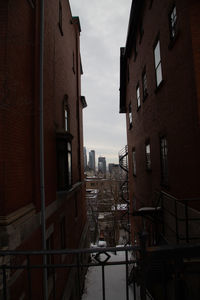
[88, 150, 95, 171]
[98, 156, 106, 174]
[83, 147, 87, 171]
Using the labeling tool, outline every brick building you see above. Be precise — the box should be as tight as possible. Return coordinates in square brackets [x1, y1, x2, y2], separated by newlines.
[120, 0, 200, 298]
[0, 0, 88, 299]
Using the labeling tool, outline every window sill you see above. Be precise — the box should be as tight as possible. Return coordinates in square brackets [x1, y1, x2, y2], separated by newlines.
[154, 80, 164, 94]
[57, 181, 82, 195]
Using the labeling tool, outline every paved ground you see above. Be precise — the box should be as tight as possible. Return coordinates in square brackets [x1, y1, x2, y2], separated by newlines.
[81, 251, 141, 300]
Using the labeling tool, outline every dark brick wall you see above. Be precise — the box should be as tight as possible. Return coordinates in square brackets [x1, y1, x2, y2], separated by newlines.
[124, 0, 200, 220]
[0, 0, 35, 214]
[0, 0, 86, 248]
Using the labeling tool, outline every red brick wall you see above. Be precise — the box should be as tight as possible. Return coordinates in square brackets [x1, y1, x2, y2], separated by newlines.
[0, 0, 35, 214]
[125, 0, 200, 221]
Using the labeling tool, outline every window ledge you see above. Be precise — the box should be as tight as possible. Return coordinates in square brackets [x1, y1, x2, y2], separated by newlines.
[57, 181, 83, 195]
[154, 80, 164, 94]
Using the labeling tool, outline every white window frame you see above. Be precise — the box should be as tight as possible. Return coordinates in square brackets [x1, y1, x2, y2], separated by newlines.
[154, 40, 163, 87]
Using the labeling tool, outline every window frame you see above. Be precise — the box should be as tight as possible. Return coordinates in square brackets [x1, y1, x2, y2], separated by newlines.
[142, 68, 148, 101]
[145, 141, 151, 171]
[64, 108, 69, 131]
[169, 5, 177, 41]
[136, 84, 141, 110]
[64, 95, 70, 132]
[58, 1, 63, 36]
[128, 102, 133, 129]
[154, 39, 163, 88]
[56, 132, 73, 192]
[160, 136, 168, 186]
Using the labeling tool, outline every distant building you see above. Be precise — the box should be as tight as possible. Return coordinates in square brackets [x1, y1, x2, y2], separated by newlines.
[88, 150, 96, 171]
[83, 146, 87, 171]
[98, 156, 106, 174]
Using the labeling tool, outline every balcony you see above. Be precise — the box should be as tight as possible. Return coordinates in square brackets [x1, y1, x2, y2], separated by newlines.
[1, 242, 200, 300]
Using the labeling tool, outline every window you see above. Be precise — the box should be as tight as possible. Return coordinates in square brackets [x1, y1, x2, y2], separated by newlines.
[136, 85, 141, 109]
[60, 217, 66, 249]
[145, 142, 151, 170]
[64, 95, 70, 132]
[160, 137, 168, 185]
[142, 68, 148, 100]
[169, 5, 177, 40]
[67, 142, 72, 186]
[64, 108, 68, 131]
[154, 39, 163, 87]
[132, 149, 136, 176]
[59, 1, 63, 35]
[56, 132, 73, 191]
[128, 103, 133, 128]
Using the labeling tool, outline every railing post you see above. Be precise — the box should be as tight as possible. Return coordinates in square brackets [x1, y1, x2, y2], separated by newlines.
[102, 264, 106, 300]
[185, 200, 189, 243]
[125, 250, 129, 300]
[2, 265, 7, 300]
[76, 253, 81, 299]
[140, 230, 148, 300]
[174, 200, 179, 244]
[27, 255, 32, 300]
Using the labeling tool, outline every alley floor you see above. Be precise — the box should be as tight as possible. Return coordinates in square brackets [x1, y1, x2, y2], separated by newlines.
[81, 250, 141, 300]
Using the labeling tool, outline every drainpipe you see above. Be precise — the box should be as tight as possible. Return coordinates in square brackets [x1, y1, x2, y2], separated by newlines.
[39, 0, 48, 299]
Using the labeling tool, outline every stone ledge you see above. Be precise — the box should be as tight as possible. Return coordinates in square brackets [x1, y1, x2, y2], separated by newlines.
[0, 203, 36, 226]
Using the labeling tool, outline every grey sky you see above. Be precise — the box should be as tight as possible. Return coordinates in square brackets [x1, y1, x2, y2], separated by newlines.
[69, 0, 132, 164]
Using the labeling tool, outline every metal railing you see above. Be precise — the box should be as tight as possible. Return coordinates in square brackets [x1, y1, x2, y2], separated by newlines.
[0, 245, 142, 300]
[157, 191, 200, 244]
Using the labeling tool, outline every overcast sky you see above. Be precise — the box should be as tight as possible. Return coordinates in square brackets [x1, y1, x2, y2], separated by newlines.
[69, 0, 132, 164]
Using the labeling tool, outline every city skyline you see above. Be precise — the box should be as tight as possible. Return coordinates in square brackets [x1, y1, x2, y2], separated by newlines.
[85, 147, 119, 169]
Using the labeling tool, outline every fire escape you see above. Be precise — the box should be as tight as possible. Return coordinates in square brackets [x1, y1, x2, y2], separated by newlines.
[118, 145, 130, 244]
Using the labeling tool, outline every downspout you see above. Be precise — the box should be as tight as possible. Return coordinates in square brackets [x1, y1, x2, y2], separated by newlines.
[39, 0, 48, 298]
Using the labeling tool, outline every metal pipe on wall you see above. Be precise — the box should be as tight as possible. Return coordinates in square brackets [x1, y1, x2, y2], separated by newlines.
[39, 0, 48, 298]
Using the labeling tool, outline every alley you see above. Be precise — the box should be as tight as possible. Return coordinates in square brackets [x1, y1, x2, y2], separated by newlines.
[82, 251, 140, 300]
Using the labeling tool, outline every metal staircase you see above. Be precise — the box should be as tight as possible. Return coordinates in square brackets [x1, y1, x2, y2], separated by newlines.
[118, 145, 130, 244]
